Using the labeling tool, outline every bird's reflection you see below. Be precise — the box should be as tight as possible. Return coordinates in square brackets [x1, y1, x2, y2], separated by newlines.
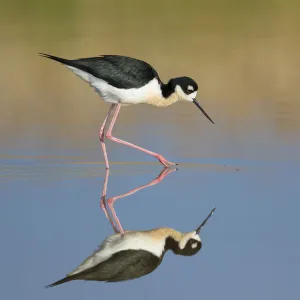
[100, 167, 176, 234]
[46, 167, 215, 288]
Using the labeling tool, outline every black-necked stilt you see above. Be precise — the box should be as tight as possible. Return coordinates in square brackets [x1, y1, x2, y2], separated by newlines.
[39, 53, 214, 169]
[46, 207, 215, 287]
[101, 167, 177, 234]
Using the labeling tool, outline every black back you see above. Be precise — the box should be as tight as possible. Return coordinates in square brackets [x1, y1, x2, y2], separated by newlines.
[39, 53, 161, 89]
[101, 250, 162, 282]
[46, 249, 162, 287]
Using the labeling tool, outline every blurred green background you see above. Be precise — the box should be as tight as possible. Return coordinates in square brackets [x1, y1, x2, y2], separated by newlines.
[1, 0, 300, 141]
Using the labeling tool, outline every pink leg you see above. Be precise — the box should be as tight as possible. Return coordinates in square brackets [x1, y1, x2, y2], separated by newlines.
[100, 168, 119, 233]
[106, 104, 176, 167]
[107, 167, 177, 234]
[99, 104, 116, 169]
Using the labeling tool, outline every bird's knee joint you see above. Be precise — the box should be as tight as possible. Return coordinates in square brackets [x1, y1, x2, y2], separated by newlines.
[107, 199, 114, 207]
[106, 133, 113, 139]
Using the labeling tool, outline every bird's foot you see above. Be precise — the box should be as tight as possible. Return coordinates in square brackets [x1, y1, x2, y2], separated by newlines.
[157, 155, 177, 167]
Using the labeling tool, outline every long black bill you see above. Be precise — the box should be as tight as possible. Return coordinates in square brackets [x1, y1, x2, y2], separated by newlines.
[192, 99, 214, 124]
[195, 207, 216, 234]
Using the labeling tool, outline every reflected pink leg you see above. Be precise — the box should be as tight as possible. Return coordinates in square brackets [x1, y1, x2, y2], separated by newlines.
[106, 104, 176, 167]
[107, 167, 177, 234]
[100, 168, 118, 233]
[99, 104, 116, 169]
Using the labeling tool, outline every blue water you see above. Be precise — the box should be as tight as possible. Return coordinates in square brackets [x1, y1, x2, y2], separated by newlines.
[1, 115, 300, 300]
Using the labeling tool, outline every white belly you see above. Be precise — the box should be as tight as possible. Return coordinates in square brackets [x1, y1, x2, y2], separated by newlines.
[67, 66, 163, 105]
[68, 231, 165, 276]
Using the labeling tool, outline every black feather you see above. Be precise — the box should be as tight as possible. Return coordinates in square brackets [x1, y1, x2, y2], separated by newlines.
[45, 249, 162, 287]
[39, 53, 162, 89]
[45, 275, 77, 288]
[104, 250, 162, 282]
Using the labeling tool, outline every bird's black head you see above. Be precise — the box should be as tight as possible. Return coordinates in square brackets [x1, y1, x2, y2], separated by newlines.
[168, 76, 198, 96]
[164, 76, 214, 124]
[165, 234, 202, 256]
[164, 207, 216, 257]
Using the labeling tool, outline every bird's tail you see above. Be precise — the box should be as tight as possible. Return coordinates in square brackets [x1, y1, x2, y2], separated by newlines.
[39, 52, 92, 83]
[45, 275, 77, 288]
[39, 53, 71, 65]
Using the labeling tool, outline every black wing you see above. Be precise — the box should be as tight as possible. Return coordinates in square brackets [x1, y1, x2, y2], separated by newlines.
[39, 53, 162, 89]
[46, 250, 162, 287]
[85, 249, 162, 282]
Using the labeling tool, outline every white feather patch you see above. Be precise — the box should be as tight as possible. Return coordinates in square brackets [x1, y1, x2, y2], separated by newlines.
[68, 232, 166, 276]
[178, 232, 201, 249]
[191, 242, 198, 249]
[175, 85, 196, 102]
[189, 91, 197, 99]
[66, 66, 163, 105]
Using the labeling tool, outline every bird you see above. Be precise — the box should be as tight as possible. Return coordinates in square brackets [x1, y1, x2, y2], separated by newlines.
[46, 207, 216, 287]
[39, 53, 214, 169]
